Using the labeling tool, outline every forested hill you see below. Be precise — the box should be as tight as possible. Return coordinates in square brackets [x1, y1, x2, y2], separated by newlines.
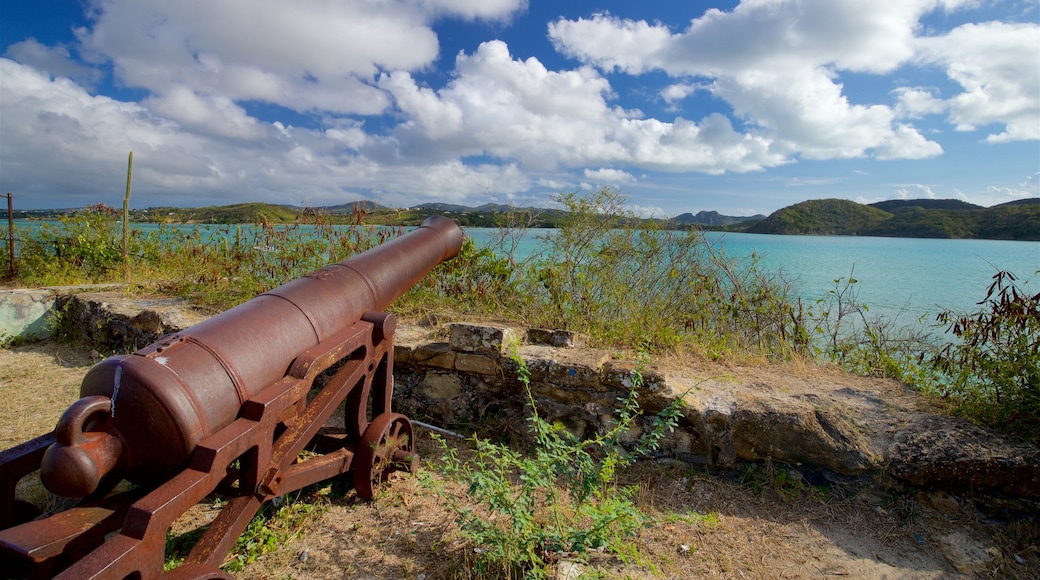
[745, 198, 1040, 240]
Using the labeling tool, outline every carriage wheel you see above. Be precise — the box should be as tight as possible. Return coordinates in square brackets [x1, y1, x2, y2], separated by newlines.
[353, 413, 417, 500]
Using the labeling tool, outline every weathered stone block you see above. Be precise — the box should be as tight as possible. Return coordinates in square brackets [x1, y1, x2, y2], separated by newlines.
[449, 323, 521, 355]
[527, 328, 583, 348]
[394, 344, 414, 365]
[413, 343, 456, 369]
[888, 415, 1040, 498]
[547, 360, 602, 388]
[455, 353, 500, 376]
[421, 372, 463, 400]
[602, 361, 666, 392]
[731, 396, 877, 475]
[0, 289, 54, 339]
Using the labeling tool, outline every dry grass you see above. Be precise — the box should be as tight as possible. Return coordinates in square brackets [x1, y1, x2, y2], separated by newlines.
[1, 341, 1037, 579]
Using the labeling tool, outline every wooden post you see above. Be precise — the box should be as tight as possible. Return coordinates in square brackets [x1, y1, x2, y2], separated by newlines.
[4, 193, 12, 279]
[123, 151, 133, 280]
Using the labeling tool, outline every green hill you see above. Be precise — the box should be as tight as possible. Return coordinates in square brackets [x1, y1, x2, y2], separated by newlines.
[746, 199, 891, 235]
[745, 198, 1040, 240]
[869, 199, 982, 212]
[136, 202, 300, 224]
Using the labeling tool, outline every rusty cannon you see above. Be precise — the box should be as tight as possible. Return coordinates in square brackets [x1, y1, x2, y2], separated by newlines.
[0, 216, 464, 579]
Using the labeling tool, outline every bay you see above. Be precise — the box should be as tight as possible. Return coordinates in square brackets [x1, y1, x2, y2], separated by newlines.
[10, 219, 1039, 324]
[463, 228, 1040, 324]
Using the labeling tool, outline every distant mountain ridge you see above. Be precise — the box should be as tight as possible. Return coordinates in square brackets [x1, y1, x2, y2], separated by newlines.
[14, 197, 1040, 240]
[672, 210, 766, 227]
[747, 198, 1039, 240]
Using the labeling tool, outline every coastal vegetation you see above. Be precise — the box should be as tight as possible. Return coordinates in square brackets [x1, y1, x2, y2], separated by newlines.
[6, 188, 1037, 442]
[15, 194, 1039, 239]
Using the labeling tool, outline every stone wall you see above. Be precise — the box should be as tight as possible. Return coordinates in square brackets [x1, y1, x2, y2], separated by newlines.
[395, 322, 1040, 499]
[48, 295, 1040, 500]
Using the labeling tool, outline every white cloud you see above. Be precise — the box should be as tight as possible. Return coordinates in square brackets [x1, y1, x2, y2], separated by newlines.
[410, 0, 527, 21]
[660, 82, 699, 105]
[986, 172, 1040, 200]
[0, 57, 529, 207]
[372, 41, 788, 174]
[584, 168, 635, 183]
[73, 0, 470, 116]
[893, 87, 947, 119]
[3, 38, 102, 87]
[895, 184, 939, 199]
[915, 21, 1040, 142]
[875, 124, 944, 160]
[143, 86, 267, 140]
[546, 1, 975, 161]
[378, 71, 464, 139]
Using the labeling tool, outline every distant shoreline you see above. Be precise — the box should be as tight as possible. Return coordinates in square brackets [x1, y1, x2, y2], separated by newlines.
[7, 196, 1040, 241]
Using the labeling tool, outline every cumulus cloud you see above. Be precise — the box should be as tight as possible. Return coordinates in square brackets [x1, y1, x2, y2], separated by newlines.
[660, 82, 699, 105]
[584, 167, 635, 183]
[0, 57, 527, 207]
[547, 1, 1030, 161]
[374, 41, 788, 174]
[914, 21, 1040, 142]
[0, 0, 1034, 213]
[896, 183, 939, 199]
[71, 0, 525, 117]
[3, 38, 102, 87]
[893, 87, 947, 119]
[986, 172, 1040, 200]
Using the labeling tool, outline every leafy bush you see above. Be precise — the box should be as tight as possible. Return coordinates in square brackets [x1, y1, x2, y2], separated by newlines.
[436, 351, 684, 578]
[404, 237, 519, 319]
[157, 215, 398, 309]
[18, 204, 162, 285]
[928, 270, 1039, 440]
[506, 188, 805, 355]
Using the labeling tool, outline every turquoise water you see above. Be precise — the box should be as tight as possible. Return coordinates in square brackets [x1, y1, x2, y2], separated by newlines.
[462, 227, 1040, 324]
[711, 233, 1038, 322]
[10, 220, 1039, 323]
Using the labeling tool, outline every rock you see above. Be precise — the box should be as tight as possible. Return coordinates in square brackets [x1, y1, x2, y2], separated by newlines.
[56, 292, 208, 352]
[921, 489, 961, 514]
[730, 395, 878, 475]
[421, 372, 463, 400]
[935, 532, 1000, 574]
[528, 328, 583, 348]
[449, 323, 521, 355]
[887, 415, 1040, 498]
[554, 559, 585, 580]
[0, 289, 55, 340]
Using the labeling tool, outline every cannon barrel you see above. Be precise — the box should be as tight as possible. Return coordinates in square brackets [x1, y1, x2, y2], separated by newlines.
[40, 216, 464, 497]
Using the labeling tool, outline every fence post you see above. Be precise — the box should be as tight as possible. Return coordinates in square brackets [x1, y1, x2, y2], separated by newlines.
[123, 151, 133, 280]
[4, 193, 12, 279]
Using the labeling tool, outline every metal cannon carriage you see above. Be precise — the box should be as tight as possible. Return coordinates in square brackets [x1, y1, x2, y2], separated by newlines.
[0, 216, 463, 578]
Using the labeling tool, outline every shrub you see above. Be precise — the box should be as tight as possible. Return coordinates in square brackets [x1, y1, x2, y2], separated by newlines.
[928, 270, 1039, 440]
[511, 187, 806, 355]
[811, 272, 936, 384]
[18, 204, 157, 284]
[436, 352, 684, 578]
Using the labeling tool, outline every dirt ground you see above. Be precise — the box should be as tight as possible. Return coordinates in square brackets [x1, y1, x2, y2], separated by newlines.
[1, 341, 1037, 579]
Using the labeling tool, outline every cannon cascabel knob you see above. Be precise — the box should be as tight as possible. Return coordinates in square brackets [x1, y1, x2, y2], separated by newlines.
[40, 395, 124, 497]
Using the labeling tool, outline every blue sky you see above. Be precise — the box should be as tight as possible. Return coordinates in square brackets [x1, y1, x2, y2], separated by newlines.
[1, 0, 1037, 216]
